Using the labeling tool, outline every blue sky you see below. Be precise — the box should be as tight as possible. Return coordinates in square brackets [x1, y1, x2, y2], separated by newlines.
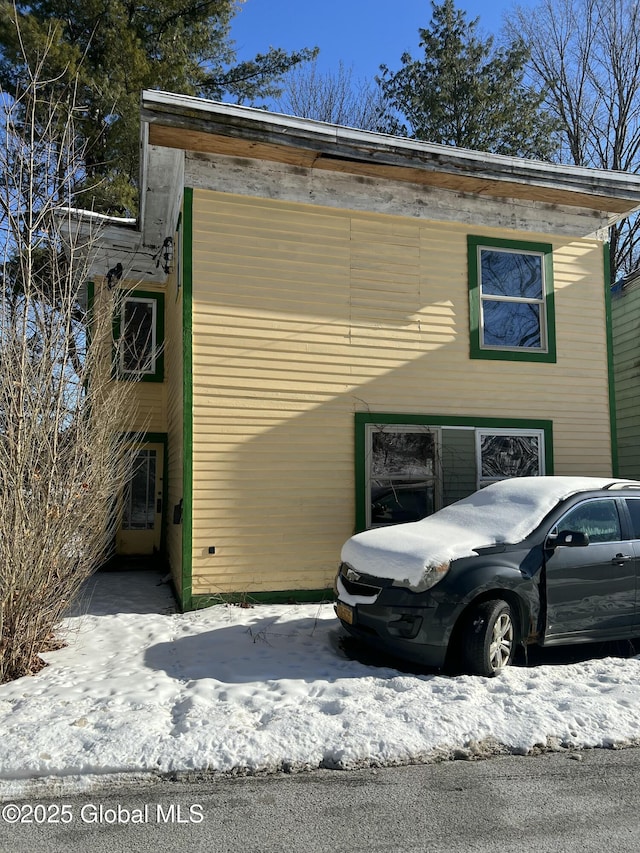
[230, 0, 526, 81]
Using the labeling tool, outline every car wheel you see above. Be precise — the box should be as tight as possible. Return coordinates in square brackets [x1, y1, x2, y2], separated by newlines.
[462, 599, 516, 677]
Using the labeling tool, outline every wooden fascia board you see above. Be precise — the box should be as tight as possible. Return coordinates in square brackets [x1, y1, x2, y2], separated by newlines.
[143, 100, 640, 218]
[146, 122, 636, 216]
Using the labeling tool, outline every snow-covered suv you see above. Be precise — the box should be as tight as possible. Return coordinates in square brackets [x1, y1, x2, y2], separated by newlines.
[335, 477, 640, 676]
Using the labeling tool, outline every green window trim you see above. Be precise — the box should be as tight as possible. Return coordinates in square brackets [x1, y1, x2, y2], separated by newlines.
[468, 235, 557, 363]
[603, 242, 618, 476]
[175, 211, 183, 303]
[354, 413, 554, 532]
[113, 289, 165, 383]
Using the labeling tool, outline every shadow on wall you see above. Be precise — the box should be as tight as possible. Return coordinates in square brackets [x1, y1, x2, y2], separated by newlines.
[189, 200, 609, 591]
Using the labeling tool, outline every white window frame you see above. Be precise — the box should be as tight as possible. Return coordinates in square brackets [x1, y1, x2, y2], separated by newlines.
[365, 424, 442, 528]
[477, 245, 548, 353]
[475, 427, 545, 489]
[119, 295, 157, 378]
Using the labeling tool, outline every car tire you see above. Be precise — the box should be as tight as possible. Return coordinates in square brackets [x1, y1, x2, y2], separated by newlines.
[462, 599, 516, 677]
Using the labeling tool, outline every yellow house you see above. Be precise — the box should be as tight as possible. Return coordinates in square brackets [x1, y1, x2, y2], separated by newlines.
[86, 90, 640, 611]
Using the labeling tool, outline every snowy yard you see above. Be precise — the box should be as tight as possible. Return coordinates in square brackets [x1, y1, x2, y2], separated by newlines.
[2, 568, 640, 799]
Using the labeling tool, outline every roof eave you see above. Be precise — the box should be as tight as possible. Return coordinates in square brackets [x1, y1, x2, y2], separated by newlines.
[140, 90, 640, 221]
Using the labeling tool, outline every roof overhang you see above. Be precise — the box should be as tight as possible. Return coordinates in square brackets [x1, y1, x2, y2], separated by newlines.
[74, 89, 640, 282]
[56, 208, 167, 283]
[140, 89, 640, 228]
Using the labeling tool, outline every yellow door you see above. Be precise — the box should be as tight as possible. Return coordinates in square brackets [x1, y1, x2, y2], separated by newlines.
[116, 443, 164, 556]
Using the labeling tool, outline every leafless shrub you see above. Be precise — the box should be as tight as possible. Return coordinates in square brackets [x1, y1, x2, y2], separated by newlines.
[0, 22, 139, 682]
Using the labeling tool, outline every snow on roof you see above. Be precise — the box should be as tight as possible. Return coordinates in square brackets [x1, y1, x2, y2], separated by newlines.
[341, 477, 640, 589]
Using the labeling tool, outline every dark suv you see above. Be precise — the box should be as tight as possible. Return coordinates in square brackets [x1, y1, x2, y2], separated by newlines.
[335, 477, 640, 676]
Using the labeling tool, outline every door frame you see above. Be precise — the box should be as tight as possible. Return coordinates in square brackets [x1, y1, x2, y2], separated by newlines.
[116, 432, 168, 558]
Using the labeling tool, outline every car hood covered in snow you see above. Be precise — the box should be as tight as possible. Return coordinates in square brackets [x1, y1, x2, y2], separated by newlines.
[340, 477, 637, 590]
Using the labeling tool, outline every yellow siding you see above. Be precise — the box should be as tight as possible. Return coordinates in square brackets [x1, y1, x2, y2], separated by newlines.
[92, 278, 166, 435]
[190, 191, 611, 595]
[123, 382, 166, 434]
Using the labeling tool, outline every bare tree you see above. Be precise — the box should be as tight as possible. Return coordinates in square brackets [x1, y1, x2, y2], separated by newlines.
[274, 59, 389, 131]
[508, 0, 640, 278]
[0, 27, 140, 683]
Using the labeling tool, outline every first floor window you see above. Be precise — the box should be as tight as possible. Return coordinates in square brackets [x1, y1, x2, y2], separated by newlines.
[358, 415, 551, 529]
[476, 429, 545, 488]
[123, 449, 157, 530]
[367, 425, 440, 527]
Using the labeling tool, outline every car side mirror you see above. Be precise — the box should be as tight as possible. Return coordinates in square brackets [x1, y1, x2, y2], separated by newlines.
[548, 529, 590, 549]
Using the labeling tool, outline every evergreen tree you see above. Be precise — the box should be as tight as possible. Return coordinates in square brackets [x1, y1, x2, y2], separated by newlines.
[0, 1, 317, 214]
[378, 0, 558, 160]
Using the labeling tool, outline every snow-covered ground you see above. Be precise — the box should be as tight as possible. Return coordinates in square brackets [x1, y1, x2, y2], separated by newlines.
[2, 568, 640, 799]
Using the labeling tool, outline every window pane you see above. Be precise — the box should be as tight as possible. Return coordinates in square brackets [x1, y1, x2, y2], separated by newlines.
[480, 434, 540, 480]
[123, 450, 156, 530]
[369, 429, 438, 526]
[558, 499, 621, 543]
[371, 431, 435, 477]
[122, 300, 154, 373]
[480, 250, 543, 299]
[625, 499, 640, 539]
[482, 300, 541, 349]
[371, 481, 435, 524]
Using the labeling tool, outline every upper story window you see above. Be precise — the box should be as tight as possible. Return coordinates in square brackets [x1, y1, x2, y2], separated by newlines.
[115, 291, 164, 382]
[468, 236, 556, 363]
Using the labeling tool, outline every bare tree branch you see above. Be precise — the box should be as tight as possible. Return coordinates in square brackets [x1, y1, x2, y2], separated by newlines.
[0, 23, 142, 683]
[508, 0, 640, 277]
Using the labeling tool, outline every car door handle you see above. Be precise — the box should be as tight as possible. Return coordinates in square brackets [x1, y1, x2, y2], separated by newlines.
[612, 554, 633, 564]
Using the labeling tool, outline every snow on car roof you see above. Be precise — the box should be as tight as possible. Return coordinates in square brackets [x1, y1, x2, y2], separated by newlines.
[341, 476, 640, 589]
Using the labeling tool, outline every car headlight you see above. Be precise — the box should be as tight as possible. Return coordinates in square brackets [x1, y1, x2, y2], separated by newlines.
[392, 561, 450, 592]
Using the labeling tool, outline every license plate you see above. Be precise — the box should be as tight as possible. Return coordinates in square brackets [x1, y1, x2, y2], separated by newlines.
[335, 601, 354, 625]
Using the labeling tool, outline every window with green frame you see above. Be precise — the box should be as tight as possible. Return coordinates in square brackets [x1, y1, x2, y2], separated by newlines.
[468, 236, 556, 363]
[114, 290, 165, 382]
[355, 414, 553, 531]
